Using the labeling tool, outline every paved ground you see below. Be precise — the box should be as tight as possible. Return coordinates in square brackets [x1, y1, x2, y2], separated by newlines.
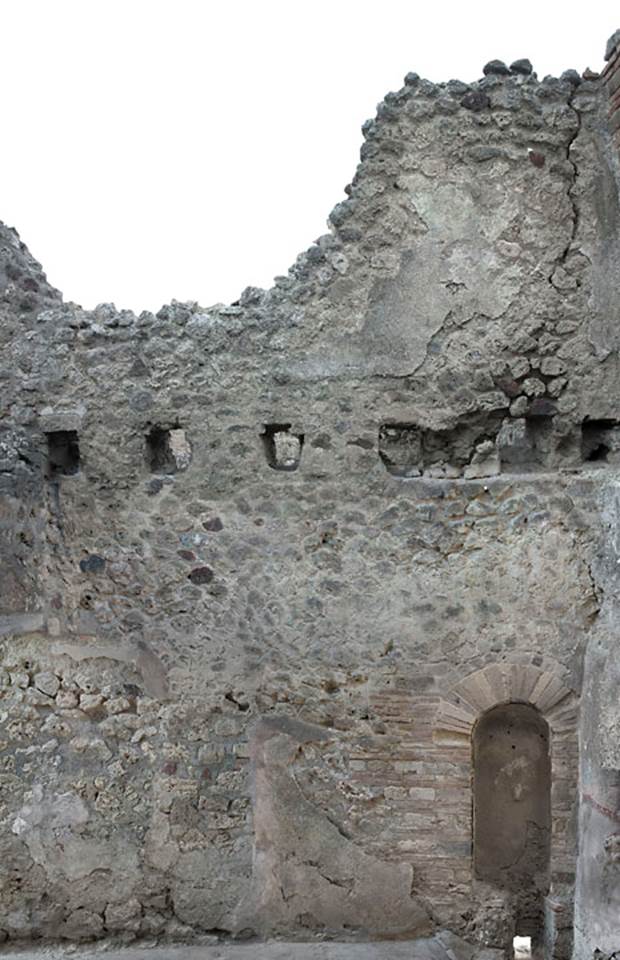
[1, 944, 441, 960]
[0, 932, 503, 960]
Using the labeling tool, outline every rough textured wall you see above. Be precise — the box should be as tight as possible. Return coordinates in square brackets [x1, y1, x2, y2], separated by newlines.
[0, 35, 619, 959]
[573, 483, 620, 959]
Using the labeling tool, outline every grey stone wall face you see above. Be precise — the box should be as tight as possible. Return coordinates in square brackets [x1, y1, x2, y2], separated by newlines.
[0, 40, 619, 958]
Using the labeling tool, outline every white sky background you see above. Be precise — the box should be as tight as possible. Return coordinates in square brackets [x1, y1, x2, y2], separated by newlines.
[1, 0, 618, 313]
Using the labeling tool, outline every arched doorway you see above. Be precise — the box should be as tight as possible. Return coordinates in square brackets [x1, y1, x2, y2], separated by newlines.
[473, 703, 551, 938]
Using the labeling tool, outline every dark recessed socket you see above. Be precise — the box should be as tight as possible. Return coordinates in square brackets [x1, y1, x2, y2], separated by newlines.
[146, 425, 191, 474]
[46, 430, 80, 477]
[581, 419, 619, 464]
[378, 417, 505, 477]
[261, 424, 304, 471]
[378, 424, 422, 476]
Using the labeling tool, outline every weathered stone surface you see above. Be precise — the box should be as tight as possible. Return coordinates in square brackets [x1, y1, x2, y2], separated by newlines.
[605, 29, 620, 60]
[0, 27, 619, 960]
[0, 934, 505, 960]
[236, 717, 432, 939]
[483, 60, 510, 76]
[510, 58, 534, 75]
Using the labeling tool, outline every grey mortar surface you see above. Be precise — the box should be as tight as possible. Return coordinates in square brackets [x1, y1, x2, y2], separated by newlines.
[0, 39, 619, 960]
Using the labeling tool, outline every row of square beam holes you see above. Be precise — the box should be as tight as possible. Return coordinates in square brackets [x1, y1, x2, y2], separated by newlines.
[46, 424, 304, 477]
[45, 417, 619, 478]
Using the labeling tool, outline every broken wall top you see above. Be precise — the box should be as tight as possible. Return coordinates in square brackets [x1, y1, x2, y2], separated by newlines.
[2, 38, 620, 481]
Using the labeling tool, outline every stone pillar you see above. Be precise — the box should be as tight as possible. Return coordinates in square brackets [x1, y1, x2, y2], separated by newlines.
[573, 483, 620, 959]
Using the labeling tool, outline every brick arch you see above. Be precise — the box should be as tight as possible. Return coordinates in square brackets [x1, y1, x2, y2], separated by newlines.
[434, 658, 579, 960]
[436, 660, 576, 740]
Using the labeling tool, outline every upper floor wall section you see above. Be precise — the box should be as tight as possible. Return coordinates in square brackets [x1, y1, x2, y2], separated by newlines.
[1, 33, 620, 493]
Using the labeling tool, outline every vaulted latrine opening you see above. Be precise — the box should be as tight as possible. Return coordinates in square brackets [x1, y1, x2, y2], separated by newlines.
[473, 703, 551, 945]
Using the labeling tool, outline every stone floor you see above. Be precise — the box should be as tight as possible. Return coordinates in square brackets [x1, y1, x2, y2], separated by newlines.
[1, 945, 441, 960]
[0, 932, 504, 960]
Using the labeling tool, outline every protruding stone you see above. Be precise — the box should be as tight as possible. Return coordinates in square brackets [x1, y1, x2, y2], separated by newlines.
[79, 693, 105, 714]
[446, 79, 470, 96]
[188, 565, 214, 586]
[464, 441, 500, 479]
[329, 199, 355, 227]
[540, 357, 566, 377]
[547, 377, 567, 398]
[425, 464, 445, 478]
[34, 672, 60, 698]
[79, 554, 106, 574]
[497, 419, 534, 466]
[104, 898, 142, 932]
[560, 69, 581, 86]
[483, 60, 510, 76]
[167, 428, 192, 471]
[62, 908, 104, 941]
[203, 516, 223, 532]
[496, 376, 521, 398]
[528, 398, 557, 417]
[605, 29, 620, 61]
[461, 90, 490, 112]
[522, 377, 546, 398]
[528, 150, 546, 168]
[510, 357, 530, 379]
[510, 396, 529, 418]
[404, 72, 420, 86]
[361, 118, 375, 138]
[56, 689, 79, 709]
[510, 58, 533, 75]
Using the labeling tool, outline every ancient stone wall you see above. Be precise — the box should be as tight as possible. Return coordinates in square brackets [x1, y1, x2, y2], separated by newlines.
[573, 483, 620, 960]
[0, 32, 619, 960]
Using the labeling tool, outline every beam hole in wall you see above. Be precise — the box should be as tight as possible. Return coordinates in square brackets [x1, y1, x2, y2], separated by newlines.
[146, 425, 191, 474]
[378, 415, 504, 477]
[46, 430, 80, 477]
[581, 418, 619, 463]
[261, 424, 304, 471]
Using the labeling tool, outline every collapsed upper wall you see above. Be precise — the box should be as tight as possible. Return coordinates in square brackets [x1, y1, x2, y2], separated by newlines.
[0, 222, 62, 312]
[0, 33, 619, 952]
[3, 46, 620, 470]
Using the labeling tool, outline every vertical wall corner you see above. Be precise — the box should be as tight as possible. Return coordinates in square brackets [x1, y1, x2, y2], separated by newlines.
[602, 30, 620, 157]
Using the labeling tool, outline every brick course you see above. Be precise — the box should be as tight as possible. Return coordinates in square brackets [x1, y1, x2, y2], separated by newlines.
[603, 33, 620, 149]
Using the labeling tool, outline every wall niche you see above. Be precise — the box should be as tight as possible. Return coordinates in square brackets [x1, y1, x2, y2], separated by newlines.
[473, 703, 551, 944]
